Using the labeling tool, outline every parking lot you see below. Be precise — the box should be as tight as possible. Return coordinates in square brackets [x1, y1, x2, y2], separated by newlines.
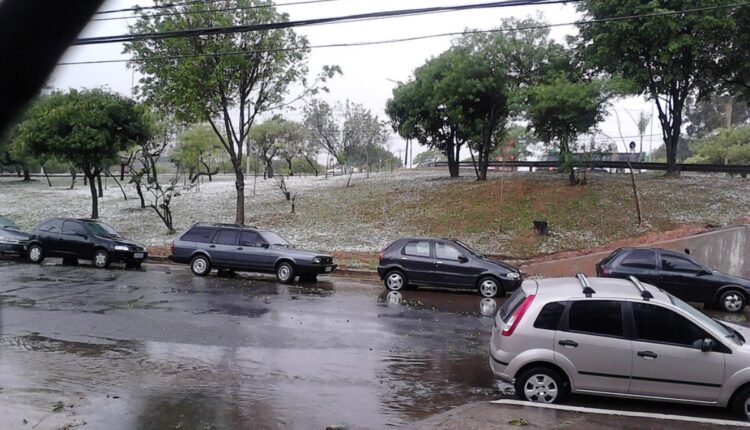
[1, 258, 749, 429]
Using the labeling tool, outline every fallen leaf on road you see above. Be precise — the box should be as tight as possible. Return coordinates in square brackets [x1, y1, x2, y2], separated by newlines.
[53, 401, 65, 412]
[508, 418, 528, 426]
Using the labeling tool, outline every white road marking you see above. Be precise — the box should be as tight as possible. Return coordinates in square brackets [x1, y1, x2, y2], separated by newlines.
[491, 399, 750, 427]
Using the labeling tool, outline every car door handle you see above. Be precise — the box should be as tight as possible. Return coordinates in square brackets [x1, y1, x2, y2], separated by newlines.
[209, 245, 216, 248]
[558, 340, 578, 348]
[637, 351, 658, 359]
[236, 247, 243, 250]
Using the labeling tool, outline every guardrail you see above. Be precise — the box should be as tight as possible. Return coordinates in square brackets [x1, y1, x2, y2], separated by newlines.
[434, 160, 750, 174]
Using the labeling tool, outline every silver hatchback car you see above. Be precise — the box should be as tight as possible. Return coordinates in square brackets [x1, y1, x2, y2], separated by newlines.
[490, 274, 750, 419]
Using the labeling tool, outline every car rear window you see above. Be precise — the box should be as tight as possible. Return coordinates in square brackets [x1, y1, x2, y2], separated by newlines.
[403, 240, 431, 258]
[534, 302, 566, 330]
[598, 249, 621, 266]
[39, 219, 63, 233]
[499, 287, 527, 323]
[181, 227, 215, 243]
[620, 249, 657, 269]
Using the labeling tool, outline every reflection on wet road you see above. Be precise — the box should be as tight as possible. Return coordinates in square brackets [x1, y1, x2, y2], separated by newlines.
[0, 260, 504, 430]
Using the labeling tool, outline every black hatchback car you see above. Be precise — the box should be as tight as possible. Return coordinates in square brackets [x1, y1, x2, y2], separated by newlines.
[596, 247, 750, 313]
[376, 237, 522, 298]
[0, 216, 31, 256]
[27, 218, 147, 269]
[169, 223, 336, 283]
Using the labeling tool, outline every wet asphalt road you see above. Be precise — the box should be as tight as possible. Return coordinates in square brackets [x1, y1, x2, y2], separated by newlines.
[0, 259, 749, 429]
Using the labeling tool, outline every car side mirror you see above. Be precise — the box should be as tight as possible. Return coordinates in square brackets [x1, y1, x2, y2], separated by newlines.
[693, 338, 714, 352]
[260, 243, 270, 249]
[457, 255, 469, 263]
[697, 269, 711, 276]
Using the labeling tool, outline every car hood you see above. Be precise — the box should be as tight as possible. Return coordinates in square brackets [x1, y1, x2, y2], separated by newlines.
[479, 256, 519, 274]
[101, 236, 144, 250]
[709, 272, 750, 288]
[0, 227, 31, 240]
[271, 246, 330, 259]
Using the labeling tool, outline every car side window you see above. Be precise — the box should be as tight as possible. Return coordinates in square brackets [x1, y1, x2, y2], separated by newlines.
[620, 249, 657, 269]
[435, 242, 462, 261]
[402, 240, 431, 258]
[212, 230, 239, 245]
[661, 254, 701, 273]
[567, 300, 624, 337]
[239, 231, 264, 247]
[181, 227, 215, 243]
[534, 301, 566, 331]
[633, 303, 709, 347]
[62, 221, 87, 235]
[39, 219, 63, 233]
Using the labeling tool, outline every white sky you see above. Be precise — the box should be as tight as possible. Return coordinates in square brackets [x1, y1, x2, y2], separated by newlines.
[48, 0, 665, 161]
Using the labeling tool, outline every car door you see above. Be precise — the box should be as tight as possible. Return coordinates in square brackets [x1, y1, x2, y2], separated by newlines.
[398, 239, 435, 284]
[554, 300, 632, 394]
[61, 220, 93, 258]
[208, 229, 240, 267]
[235, 230, 275, 270]
[658, 252, 708, 302]
[628, 302, 725, 402]
[432, 241, 476, 288]
[37, 219, 63, 254]
[612, 249, 661, 285]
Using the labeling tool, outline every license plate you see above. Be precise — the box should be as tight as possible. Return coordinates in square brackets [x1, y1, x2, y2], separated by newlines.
[134, 253, 144, 259]
[325, 266, 332, 272]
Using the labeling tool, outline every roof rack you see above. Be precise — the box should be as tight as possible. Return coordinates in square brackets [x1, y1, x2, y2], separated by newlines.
[628, 276, 654, 301]
[193, 222, 258, 229]
[576, 273, 596, 298]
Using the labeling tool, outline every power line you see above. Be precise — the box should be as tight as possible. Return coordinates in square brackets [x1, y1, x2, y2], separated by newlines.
[57, 2, 749, 66]
[74, 0, 572, 45]
[92, 0, 342, 21]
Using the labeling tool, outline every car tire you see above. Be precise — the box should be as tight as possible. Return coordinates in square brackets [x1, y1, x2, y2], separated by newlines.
[718, 289, 746, 313]
[478, 276, 501, 298]
[190, 255, 212, 277]
[276, 262, 295, 284]
[732, 384, 750, 420]
[384, 270, 407, 291]
[515, 366, 568, 404]
[28, 244, 44, 264]
[93, 249, 110, 269]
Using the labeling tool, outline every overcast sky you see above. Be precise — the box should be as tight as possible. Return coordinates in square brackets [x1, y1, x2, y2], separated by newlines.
[48, 0, 664, 160]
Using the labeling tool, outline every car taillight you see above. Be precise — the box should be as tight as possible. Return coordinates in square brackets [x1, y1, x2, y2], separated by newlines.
[378, 251, 384, 262]
[501, 294, 535, 337]
[602, 267, 609, 276]
[170, 241, 175, 254]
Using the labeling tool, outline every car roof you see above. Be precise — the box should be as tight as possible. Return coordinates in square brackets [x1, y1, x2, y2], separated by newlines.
[527, 276, 672, 305]
[190, 222, 258, 230]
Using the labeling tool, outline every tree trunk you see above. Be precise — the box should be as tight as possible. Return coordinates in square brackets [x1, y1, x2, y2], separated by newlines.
[97, 173, 103, 197]
[41, 162, 52, 187]
[233, 160, 245, 225]
[86, 171, 99, 219]
[135, 183, 145, 209]
[266, 160, 274, 179]
[70, 168, 77, 189]
[664, 134, 679, 176]
[22, 165, 31, 182]
[445, 143, 459, 178]
[107, 170, 128, 200]
[305, 157, 318, 176]
[287, 158, 294, 176]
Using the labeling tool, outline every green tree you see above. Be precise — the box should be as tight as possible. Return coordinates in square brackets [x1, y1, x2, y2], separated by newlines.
[686, 127, 750, 165]
[17, 89, 150, 218]
[412, 148, 446, 166]
[249, 117, 305, 179]
[525, 76, 613, 185]
[304, 99, 343, 173]
[172, 124, 225, 183]
[124, 0, 339, 224]
[342, 102, 390, 177]
[577, 0, 738, 175]
[274, 119, 308, 176]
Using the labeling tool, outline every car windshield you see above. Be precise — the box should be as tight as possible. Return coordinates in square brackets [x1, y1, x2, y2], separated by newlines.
[669, 293, 737, 341]
[260, 231, 290, 247]
[0, 217, 18, 229]
[84, 221, 122, 238]
[453, 240, 482, 257]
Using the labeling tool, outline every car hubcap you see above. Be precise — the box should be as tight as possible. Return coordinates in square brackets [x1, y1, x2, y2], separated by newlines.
[744, 397, 750, 420]
[387, 274, 403, 290]
[480, 280, 498, 297]
[279, 266, 290, 281]
[193, 259, 206, 273]
[30, 247, 41, 261]
[480, 298, 497, 316]
[724, 293, 743, 312]
[95, 253, 107, 267]
[524, 374, 558, 403]
[386, 291, 403, 304]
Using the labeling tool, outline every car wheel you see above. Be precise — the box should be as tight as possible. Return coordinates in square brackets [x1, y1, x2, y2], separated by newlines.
[515, 367, 568, 404]
[718, 289, 746, 313]
[93, 249, 110, 269]
[732, 385, 750, 420]
[28, 244, 44, 263]
[478, 276, 501, 298]
[190, 255, 211, 276]
[276, 262, 295, 284]
[384, 270, 407, 291]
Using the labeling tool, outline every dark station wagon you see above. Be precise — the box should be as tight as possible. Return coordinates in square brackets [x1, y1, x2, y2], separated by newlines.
[169, 223, 336, 283]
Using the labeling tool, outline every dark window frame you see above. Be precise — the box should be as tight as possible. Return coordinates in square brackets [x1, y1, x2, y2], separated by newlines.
[659, 252, 703, 273]
[39, 219, 63, 233]
[619, 249, 657, 270]
[630, 301, 722, 350]
[62, 220, 87, 235]
[435, 241, 463, 261]
[401, 240, 433, 258]
[534, 301, 566, 331]
[562, 300, 626, 339]
[181, 227, 217, 244]
[238, 230, 265, 247]
[212, 229, 240, 246]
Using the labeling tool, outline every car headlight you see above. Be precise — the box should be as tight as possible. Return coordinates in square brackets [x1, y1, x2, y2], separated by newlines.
[0, 237, 21, 244]
[313, 257, 322, 264]
[506, 272, 521, 280]
[114, 245, 130, 251]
